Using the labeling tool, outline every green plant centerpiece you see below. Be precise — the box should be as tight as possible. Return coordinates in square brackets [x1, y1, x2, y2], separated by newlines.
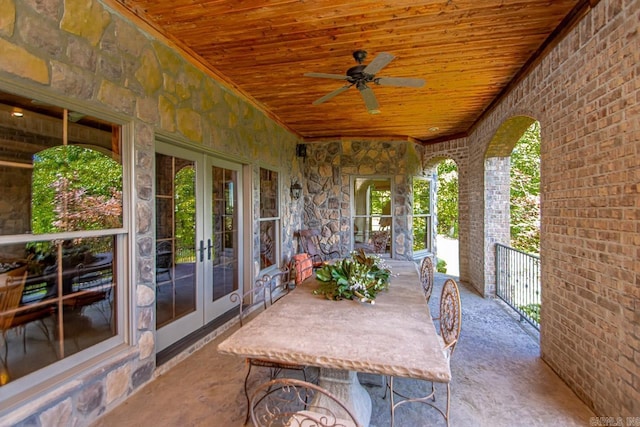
[314, 249, 392, 304]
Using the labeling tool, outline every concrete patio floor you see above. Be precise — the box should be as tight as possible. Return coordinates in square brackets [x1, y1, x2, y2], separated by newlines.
[92, 272, 594, 427]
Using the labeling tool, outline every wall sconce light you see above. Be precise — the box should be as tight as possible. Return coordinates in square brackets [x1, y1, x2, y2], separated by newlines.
[290, 182, 302, 200]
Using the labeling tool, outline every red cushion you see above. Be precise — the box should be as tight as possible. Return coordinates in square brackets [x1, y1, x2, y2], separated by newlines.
[292, 253, 313, 285]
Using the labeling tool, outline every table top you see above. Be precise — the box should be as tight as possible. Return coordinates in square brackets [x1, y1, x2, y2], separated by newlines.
[217, 260, 451, 383]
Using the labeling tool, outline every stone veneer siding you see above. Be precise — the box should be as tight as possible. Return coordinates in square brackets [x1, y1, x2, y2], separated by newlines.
[426, 0, 639, 418]
[0, 0, 301, 425]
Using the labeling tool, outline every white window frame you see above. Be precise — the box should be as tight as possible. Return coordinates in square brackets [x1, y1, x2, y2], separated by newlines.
[258, 166, 281, 272]
[0, 86, 131, 403]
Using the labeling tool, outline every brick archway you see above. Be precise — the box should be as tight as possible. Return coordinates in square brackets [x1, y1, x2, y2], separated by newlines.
[483, 115, 537, 296]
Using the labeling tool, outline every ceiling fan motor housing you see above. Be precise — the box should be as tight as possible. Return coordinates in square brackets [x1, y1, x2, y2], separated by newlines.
[346, 64, 372, 83]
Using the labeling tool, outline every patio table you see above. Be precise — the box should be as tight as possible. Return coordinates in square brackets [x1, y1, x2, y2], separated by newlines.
[217, 260, 450, 426]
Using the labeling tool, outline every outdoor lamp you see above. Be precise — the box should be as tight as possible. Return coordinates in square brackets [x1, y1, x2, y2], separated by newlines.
[290, 182, 302, 200]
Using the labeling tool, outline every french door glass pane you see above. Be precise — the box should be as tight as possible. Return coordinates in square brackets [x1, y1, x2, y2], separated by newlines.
[211, 166, 238, 301]
[155, 153, 196, 328]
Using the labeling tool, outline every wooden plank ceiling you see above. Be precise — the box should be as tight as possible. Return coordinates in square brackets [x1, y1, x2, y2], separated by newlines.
[110, 0, 588, 144]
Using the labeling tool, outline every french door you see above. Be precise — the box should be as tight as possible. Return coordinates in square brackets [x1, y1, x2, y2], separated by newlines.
[155, 142, 242, 351]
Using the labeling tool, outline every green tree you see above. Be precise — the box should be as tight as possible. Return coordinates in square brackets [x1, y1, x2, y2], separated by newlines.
[31, 145, 122, 234]
[412, 178, 431, 251]
[436, 159, 458, 238]
[174, 166, 196, 258]
[510, 122, 541, 254]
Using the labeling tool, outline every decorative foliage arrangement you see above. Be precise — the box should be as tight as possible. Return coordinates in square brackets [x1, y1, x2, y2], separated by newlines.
[314, 249, 392, 304]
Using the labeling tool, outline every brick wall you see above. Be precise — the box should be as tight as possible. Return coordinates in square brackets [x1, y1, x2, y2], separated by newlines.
[421, 138, 472, 284]
[426, 0, 639, 416]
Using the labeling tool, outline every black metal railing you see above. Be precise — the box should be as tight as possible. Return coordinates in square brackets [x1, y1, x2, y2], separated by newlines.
[495, 243, 540, 330]
[176, 246, 196, 263]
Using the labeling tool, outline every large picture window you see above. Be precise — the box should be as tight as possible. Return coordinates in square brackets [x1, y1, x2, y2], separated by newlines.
[259, 168, 279, 270]
[412, 176, 433, 253]
[0, 90, 125, 389]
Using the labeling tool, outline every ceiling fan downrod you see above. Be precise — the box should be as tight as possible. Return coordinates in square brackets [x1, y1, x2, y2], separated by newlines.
[352, 49, 368, 64]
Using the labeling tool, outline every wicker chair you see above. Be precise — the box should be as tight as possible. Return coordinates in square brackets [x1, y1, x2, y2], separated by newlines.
[388, 278, 462, 427]
[0, 270, 28, 369]
[230, 273, 312, 424]
[0, 269, 55, 374]
[419, 256, 435, 302]
[250, 378, 362, 427]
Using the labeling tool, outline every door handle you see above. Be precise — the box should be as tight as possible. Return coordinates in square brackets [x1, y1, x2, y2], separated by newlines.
[207, 239, 212, 260]
[198, 240, 205, 262]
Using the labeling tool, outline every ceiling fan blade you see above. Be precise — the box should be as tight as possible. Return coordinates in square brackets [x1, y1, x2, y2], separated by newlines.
[358, 85, 380, 114]
[363, 52, 395, 75]
[375, 77, 425, 88]
[304, 72, 348, 80]
[312, 85, 352, 105]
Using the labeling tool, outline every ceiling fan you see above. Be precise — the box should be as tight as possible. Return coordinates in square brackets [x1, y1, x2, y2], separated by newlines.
[304, 50, 425, 114]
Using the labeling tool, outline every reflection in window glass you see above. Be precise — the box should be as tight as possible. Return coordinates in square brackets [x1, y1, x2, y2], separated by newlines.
[353, 177, 391, 255]
[0, 90, 123, 386]
[259, 168, 279, 270]
[155, 154, 197, 327]
[32, 146, 123, 234]
[0, 230, 117, 384]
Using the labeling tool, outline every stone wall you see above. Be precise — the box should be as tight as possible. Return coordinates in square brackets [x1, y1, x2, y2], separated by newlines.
[301, 140, 423, 259]
[0, 0, 300, 425]
[425, 0, 639, 417]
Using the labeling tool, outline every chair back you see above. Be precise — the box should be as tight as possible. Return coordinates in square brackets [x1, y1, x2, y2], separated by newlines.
[265, 268, 293, 305]
[0, 269, 28, 331]
[419, 256, 434, 302]
[230, 276, 269, 327]
[298, 229, 341, 264]
[439, 278, 462, 356]
[250, 378, 361, 427]
[298, 229, 322, 257]
[370, 230, 390, 253]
